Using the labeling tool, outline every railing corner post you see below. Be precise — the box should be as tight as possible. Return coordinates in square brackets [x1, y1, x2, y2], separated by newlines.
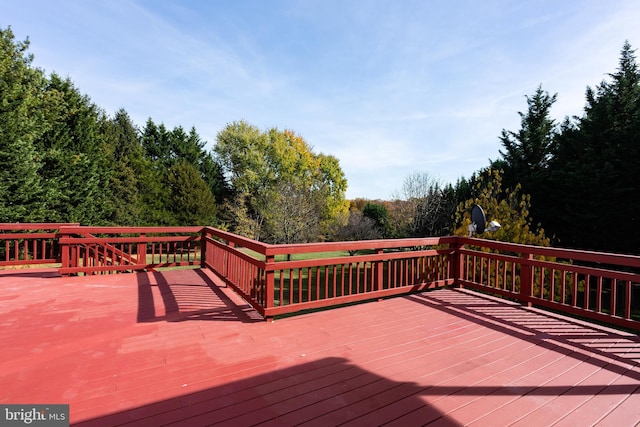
[200, 228, 207, 269]
[58, 226, 73, 276]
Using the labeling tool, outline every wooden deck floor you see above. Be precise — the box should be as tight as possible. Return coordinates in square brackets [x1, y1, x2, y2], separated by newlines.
[1, 268, 639, 426]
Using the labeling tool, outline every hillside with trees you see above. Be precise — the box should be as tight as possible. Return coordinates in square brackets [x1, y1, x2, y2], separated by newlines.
[1, 25, 639, 253]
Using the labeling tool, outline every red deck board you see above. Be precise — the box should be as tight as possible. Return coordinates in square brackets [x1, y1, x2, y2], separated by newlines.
[350, 339, 552, 426]
[1, 268, 640, 426]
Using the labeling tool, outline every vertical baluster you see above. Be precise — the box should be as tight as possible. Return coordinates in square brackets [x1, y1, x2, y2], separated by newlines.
[596, 276, 603, 313]
[342, 263, 347, 295]
[278, 270, 285, 306]
[299, 267, 304, 303]
[502, 260, 508, 291]
[610, 279, 618, 317]
[624, 280, 632, 320]
[584, 274, 591, 310]
[308, 267, 314, 302]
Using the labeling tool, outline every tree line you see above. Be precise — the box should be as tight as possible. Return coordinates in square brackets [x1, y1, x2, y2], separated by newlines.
[493, 41, 640, 254]
[1, 27, 226, 227]
[2, 26, 638, 253]
[0, 26, 348, 243]
[337, 41, 640, 254]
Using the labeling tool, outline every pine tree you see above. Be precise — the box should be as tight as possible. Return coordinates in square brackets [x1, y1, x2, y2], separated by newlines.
[102, 109, 144, 225]
[0, 27, 53, 222]
[498, 85, 557, 188]
[495, 85, 557, 237]
[167, 161, 217, 226]
[548, 41, 640, 252]
[36, 74, 110, 224]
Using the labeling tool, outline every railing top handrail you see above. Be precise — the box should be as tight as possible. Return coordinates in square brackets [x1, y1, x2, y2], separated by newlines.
[203, 226, 458, 258]
[202, 226, 269, 254]
[58, 226, 203, 234]
[460, 237, 640, 269]
[0, 223, 80, 231]
[262, 236, 459, 257]
[0, 232, 60, 239]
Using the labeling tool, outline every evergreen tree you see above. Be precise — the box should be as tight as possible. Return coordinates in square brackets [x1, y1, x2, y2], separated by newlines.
[548, 41, 640, 252]
[141, 119, 172, 166]
[174, 126, 205, 166]
[0, 27, 53, 222]
[199, 152, 231, 204]
[138, 119, 176, 224]
[362, 202, 390, 238]
[167, 161, 216, 225]
[497, 85, 557, 189]
[495, 85, 557, 239]
[138, 119, 225, 225]
[36, 74, 111, 224]
[102, 109, 144, 225]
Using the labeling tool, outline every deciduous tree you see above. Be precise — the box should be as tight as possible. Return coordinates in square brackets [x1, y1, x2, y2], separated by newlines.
[214, 121, 348, 242]
[392, 172, 457, 237]
[454, 169, 549, 246]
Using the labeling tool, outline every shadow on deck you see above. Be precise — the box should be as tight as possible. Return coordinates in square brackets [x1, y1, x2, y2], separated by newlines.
[136, 269, 263, 323]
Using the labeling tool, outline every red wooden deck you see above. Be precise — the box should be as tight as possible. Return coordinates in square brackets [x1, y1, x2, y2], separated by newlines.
[1, 268, 639, 426]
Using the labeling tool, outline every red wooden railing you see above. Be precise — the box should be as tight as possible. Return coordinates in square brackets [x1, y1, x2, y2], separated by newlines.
[0, 223, 79, 266]
[202, 227, 458, 318]
[2, 223, 639, 331]
[58, 226, 202, 275]
[202, 229, 640, 329]
[456, 237, 640, 331]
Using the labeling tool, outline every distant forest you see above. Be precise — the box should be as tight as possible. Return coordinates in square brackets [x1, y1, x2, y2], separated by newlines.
[1, 26, 639, 254]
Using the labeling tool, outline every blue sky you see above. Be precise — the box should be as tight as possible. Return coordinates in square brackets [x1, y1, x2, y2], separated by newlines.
[3, 1, 640, 199]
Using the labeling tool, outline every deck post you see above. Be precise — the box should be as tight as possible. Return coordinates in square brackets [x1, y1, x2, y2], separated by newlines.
[200, 228, 207, 269]
[59, 229, 70, 276]
[519, 252, 534, 307]
[450, 238, 464, 287]
[137, 233, 147, 266]
[264, 254, 275, 321]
